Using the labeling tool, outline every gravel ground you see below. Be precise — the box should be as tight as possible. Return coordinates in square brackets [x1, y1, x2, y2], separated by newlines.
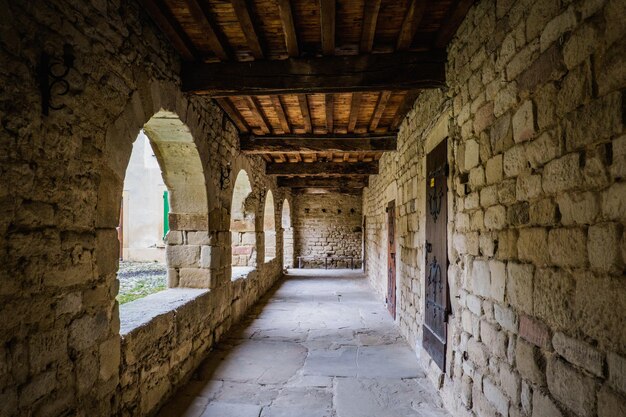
[117, 261, 167, 304]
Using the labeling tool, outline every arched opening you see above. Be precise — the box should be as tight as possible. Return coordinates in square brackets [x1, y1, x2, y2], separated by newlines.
[231, 170, 256, 279]
[282, 199, 294, 268]
[117, 110, 209, 303]
[264, 190, 276, 262]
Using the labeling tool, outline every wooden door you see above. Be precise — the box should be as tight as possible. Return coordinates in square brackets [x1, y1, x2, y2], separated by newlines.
[386, 201, 396, 318]
[423, 139, 449, 371]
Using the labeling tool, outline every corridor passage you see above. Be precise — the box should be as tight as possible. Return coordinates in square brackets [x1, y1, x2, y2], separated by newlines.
[157, 270, 450, 417]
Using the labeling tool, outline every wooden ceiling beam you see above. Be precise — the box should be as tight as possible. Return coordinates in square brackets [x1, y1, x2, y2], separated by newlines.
[240, 133, 396, 153]
[325, 94, 334, 134]
[348, 92, 362, 133]
[298, 94, 312, 133]
[266, 161, 378, 176]
[231, 0, 264, 59]
[215, 97, 250, 132]
[278, 177, 369, 188]
[369, 91, 391, 131]
[182, 51, 445, 95]
[139, 0, 196, 61]
[397, 0, 428, 51]
[360, 0, 382, 53]
[320, 0, 336, 55]
[184, 0, 233, 60]
[270, 95, 291, 134]
[293, 188, 363, 195]
[434, 0, 476, 48]
[276, 0, 299, 57]
[244, 96, 272, 134]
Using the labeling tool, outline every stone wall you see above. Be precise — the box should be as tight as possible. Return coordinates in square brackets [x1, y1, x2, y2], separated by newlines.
[363, 0, 626, 416]
[0, 1, 288, 416]
[293, 193, 363, 269]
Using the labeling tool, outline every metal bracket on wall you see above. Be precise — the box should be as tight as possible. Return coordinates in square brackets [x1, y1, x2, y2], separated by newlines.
[37, 44, 74, 116]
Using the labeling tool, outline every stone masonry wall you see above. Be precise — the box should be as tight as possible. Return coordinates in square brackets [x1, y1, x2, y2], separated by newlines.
[0, 1, 288, 416]
[363, 0, 626, 416]
[293, 193, 363, 269]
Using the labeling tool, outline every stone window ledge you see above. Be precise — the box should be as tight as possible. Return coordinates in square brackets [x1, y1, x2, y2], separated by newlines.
[231, 266, 255, 281]
[119, 288, 209, 336]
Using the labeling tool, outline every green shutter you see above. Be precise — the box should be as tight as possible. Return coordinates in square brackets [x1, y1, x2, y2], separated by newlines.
[163, 190, 170, 239]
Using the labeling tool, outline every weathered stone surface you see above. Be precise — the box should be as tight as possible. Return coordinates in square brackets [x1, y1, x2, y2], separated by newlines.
[516, 339, 545, 386]
[547, 357, 598, 417]
[532, 391, 564, 417]
[519, 315, 551, 350]
[512, 101, 536, 143]
[598, 385, 626, 417]
[552, 332, 604, 377]
[507, 263, 534, 315]
[588, 222, 623, 275]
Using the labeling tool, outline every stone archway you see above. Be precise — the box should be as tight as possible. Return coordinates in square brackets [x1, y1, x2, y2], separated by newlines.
[263, 190, 276, 262]
[230, 169, 257, 276]
[282, 199, 294, 268]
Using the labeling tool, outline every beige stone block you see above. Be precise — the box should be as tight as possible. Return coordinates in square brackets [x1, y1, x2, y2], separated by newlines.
[484, 205, 506, 230]
[548, 228, 587, 267]
[472, 259, 491, 299]
[470, 210, 484, 231]
[507, 201, 530, 226]
[186, 231, 212, 245]
[519, 314, 551, 350]
[608, 352, 626, 395]
[513, 101, 536, 143]
[165, 231, 184, 245]
[166, 245, 200, 268]
[557, 191, 599, 225]
[526, 0, 560, 41]
[533, 268, 575, 332]
[552, 332, 603, 377]
[96, 228, 120, 277]
[483, 378, 509, 416]
[489, 260, 506, 303]
[516, 338, 545, 386]
[480, 185, 498, 207]
[499, 363, 521, 404]
[507, 262, 534, 314]
[479, 233, 497, 257]
[588, 222, 624, 274]
[516, 174, 542, 201]
[465, 192, 480, 210]
[468, 337, 488, 368]
[467, 294, 482, 316]
[99, 336, 121, 381]
[526, 130, 561, 169]
[532, 391, 564, 417]
[490, 113, 513, 153]
[542, 153, 582, 194]
[598, 385, 626, 417]
[503, 144, 528, 178]
[497, 229, 518, 260]
[517, 228, 549, 266]
[494, 303, 517, 333]
[481, 320, 507, 358]
[547, 357, 598, 417]
[540, 8, 577, 52]
[601, 182, 626, 221]
[485, 154, 503, 184]
[564, 92, 622, 151]
[469, 166, 485, 188]
[179, 268, 211, 288]
[28, 329, 67, 374]
[529, 198, 559, 226]
[498, 178, 517, 205]
[169, 213, 208, 231]
[465, 139, 480, 171]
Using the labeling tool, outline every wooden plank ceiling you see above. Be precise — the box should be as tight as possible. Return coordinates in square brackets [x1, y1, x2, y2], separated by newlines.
[140, 0, 474, 193]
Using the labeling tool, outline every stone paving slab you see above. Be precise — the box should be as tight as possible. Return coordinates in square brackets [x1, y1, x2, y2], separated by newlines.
[156, 269, 450, 417]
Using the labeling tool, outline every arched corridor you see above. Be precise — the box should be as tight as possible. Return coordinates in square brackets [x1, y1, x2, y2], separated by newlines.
[1, 1, 625, 417]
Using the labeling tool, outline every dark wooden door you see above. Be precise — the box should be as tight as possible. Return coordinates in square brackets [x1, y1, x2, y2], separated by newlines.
[423, 139, 449, 371]
[386, 201, 396, 318]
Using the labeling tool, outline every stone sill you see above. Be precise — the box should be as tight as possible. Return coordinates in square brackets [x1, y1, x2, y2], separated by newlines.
[231, 266, 255, 281]
[119, 288, 209, 336]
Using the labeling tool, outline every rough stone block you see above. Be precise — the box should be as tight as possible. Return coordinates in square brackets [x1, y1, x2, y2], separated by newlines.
[490, 113, 513, 153]
[480, 185, 499, 207]
[533, 268, 575, 332]
[547, 357, 598, 417]
[166, 231, 184, 245]
[516, 338, 546, 386]
[601, 182, 626, 221]
[513, 101, 536, 143]
[485, 154, 503, 184]
[526, 130, 561, 169]
[503, 144, 528, 178]
[608, 353, 626, 395]
[186, 231, 211, 245]
[467, 294, 482, 316]
[99, 336, 121, 381]
[499, 363, 521, 404]
[529, 198, 559, 226]
[588, 222, 624, 275]
[598, 385, 626, 417]
[480, 320, 507, 358]
[483, 378, 509, 416]
[494, 304, 518, 333]
[552, 332, 604, 377]
[516, 174, 542, 201]
[166, 245, 200, 268]
[484, 205, 507, 230]
[169, 213, 208, 231]
[540, 8, 577, 52]
[557, 191, 599, 225]
[532, 391, 564, 417]
[507, 262, 534, 314]
[489, 260, 506, 303]
[517, 228, 549, 266]
[542, 153, 582, 194]
[519, 315, 551, 350]
[465, 139, 480, 171]
[548, 228, 587, 268]
[472, 259, 491, 298]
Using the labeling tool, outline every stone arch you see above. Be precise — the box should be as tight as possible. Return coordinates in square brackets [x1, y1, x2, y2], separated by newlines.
[263, 190, 276, 262]
[282, 199, 294, 268]
[231, 169, 257, 274]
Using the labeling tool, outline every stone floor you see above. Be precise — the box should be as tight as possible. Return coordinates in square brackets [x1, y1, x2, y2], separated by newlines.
[157, 269, 450, 417]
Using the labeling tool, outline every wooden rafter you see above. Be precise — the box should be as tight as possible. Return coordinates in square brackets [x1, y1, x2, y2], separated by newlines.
[266, 161, 378, 176]
[320, 0, 336, 55]
[369, 91, 391, 131]
[184, 0, 232, 60]
[230, 0, 264, 59]
[215, 97, 250, 132]
[360, 0, 382, 53]
[276, 0, 299, 57]
[278, 177, 369, 188]
[182, 51, 446, 95]
[292, 188, 363, 195]
[244, 96, 272, 134]
[348, 92, 362, 133]
[240, 133, 396, 153]
[325, 94, 334, 134]
[139, 0, 196, 61]
[434, 0, 476, 48]
[298, 94, 312, 133]
[271, 95, 291, 134]
[397, 0, 428, 51]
